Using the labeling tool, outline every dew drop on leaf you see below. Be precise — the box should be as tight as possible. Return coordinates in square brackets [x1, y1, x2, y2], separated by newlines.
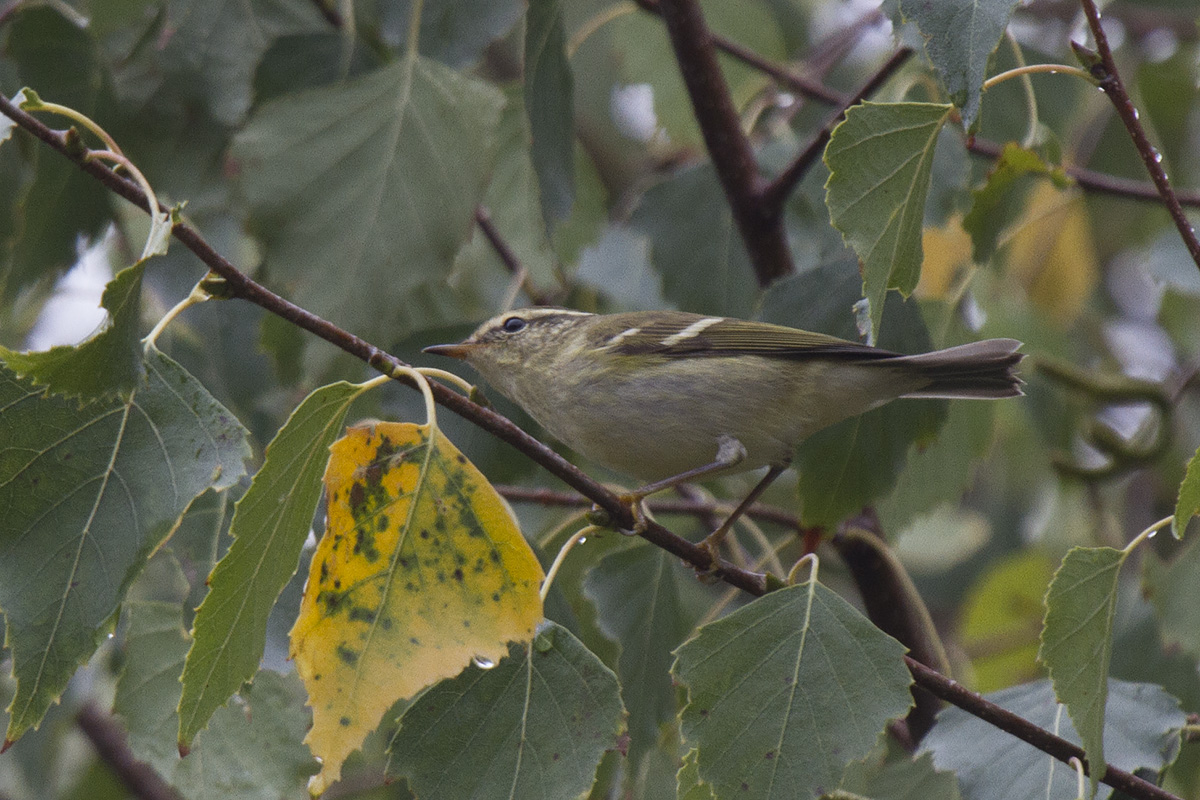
[472, 655, 497, 670]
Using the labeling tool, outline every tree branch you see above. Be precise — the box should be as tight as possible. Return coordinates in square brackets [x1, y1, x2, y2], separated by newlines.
[651, 0, 794, 287]
[1077, 0, 1200, 270]
[907, 659, 1183, 800]
[77, 703, 182, 800]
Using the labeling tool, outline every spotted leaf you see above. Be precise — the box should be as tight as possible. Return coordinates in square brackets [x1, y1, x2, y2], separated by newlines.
[290, 421, 544, 793]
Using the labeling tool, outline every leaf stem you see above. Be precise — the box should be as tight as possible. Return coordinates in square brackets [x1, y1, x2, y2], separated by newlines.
[143, 278, 212, 351]
[388, 365, 437, 429]
[981, 63, 1098, 92]
[785, 552, 818, 586]
[406, 0, 424, 56]
[1122, 515, 1173, 554]
[416, 367, 475, 397]
[540, 525, 598, 601]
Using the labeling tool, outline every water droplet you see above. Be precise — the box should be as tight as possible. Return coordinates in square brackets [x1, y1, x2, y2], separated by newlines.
[578, 536, 587, 544]
[1131, 108, 1140, 120]
[1153, 150, 1163, 163]
[472, 655, 496, 670]
[106, 632, 114, 639]
[1148, 529, 1158, 539]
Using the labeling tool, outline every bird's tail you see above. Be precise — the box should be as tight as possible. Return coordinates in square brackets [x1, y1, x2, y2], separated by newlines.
[892, 339, 1025, 400]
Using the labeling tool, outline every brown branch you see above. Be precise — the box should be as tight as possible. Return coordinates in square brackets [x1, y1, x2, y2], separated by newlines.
[0, 93, 768, 597]
[650, 0, 794, 287]
[1, 93, 1184, 800]
[1076, 1, 1200, 270]
[77, 703, 183, 800]
[760, 48, 914, 219]
[908, 658, 1183, 800]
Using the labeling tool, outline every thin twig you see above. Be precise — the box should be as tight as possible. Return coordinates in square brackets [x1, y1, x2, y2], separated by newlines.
[760, 48, 914, 218]
[651, 0, 794, 287]
[907, 658, 1183, 800]
[77, 703, 183, 800]
[1077, 0, 1200, 269]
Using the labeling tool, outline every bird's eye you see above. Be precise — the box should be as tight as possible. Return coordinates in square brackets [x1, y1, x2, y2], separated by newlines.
[501, 316, 527, 333]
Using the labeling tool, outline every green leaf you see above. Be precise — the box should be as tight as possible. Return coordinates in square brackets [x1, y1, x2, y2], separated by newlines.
[525, 0, 575, 227]
[921, 679, 1185, 800]
[114, 601, 192, 776]
[231, 54, 505, 351]
[174, 670, 318, 800]
[159, 0, 326, 125]
[962, 143, 1064, 264]
[824, 102, 954, 339]
[762, 265, 947, 527]
[584, 543, 695, 770]
[179, 380, 368, 746]
[1143, 535, 1200, 661]
[1172, 444, 1200, 538]
[0, 262, 145, 399]
[673, 581, 913, 800]
[897, 0, 1020, 128]
[632, 163, 757, 317]
[1038, 546, 1125, 798]
[0, 348, 249, 745]
[387, 622, 624, 800]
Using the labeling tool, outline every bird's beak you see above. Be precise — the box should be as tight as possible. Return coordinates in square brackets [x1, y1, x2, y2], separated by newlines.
[423, 342, 476, 360]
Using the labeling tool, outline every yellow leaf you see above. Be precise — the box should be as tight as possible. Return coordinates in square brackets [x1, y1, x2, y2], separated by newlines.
[291, 421, 544, 793]
[1005, 182, 1097, 324]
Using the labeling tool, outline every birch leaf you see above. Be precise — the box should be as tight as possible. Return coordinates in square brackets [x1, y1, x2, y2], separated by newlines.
[290, 421, 544, 792]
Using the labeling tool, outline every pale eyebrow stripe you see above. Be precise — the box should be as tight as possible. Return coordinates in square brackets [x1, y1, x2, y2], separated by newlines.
[660, 317, 723, 346]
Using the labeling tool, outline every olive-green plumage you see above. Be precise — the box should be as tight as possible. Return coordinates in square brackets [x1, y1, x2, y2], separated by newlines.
[425, 308, 1023, 483]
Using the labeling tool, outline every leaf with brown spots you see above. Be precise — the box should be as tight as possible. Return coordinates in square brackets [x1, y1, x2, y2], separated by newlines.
[290, 421, 544, 793]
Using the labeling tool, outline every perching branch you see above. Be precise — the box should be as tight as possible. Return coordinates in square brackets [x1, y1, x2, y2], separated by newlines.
[907, 659, 1183, 800]
[1076, 0, 1200, 271]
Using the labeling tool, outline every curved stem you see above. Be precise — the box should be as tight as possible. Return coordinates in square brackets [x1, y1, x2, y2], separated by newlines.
[143, 279, 211, 351]
[568, 1, 637, 58]
[1122, 515, 1174, 554]
[982, 63, 1097, 92]
[540, 525, 598, 601]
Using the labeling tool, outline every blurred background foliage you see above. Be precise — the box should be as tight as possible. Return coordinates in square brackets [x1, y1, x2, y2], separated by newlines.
[2, 0, 1200, 797]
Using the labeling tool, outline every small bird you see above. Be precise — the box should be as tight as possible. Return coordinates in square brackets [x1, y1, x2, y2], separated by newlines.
[426, 308, 1023, 558]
